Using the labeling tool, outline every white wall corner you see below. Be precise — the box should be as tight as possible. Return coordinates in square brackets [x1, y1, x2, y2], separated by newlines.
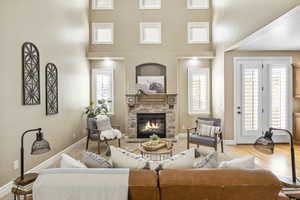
[0, 137, 87, 199]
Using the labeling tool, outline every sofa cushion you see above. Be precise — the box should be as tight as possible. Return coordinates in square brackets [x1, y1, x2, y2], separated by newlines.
[159, 169, 282, 200]
[129, 170, 159, 200]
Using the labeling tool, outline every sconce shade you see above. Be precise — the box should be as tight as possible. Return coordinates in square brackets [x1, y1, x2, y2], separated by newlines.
[31, 131, 51, 155]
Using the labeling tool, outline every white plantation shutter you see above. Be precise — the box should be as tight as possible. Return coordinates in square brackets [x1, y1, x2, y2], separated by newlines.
[188, 22, 209, 43]
[140, 0, 161, 9]
[188, 68, 209, 114]
[270, 66, 288, 129]
[188, 0, 209, 9]
[93, 0, 113, 9]
[95, 69, 114, 114]
[242, 68, 259, 131]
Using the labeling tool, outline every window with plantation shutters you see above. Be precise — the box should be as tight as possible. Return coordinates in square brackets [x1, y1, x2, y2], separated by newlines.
[243, 68, 259, 131]
[270, 66, 288, 129]
[188, 67, 209, 114]
[94, 69, 114, 114]
[92, 0, 113, 9]
[187, 0, 209, 9]
[139, 0, 161, 9]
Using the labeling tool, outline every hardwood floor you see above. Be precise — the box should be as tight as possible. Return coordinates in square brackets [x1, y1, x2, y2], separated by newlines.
[228, 144, 300, 178]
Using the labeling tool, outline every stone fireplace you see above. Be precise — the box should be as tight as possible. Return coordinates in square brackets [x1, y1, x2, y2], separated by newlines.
[126, 94, 177, 138]
[137, 113, 166, 138]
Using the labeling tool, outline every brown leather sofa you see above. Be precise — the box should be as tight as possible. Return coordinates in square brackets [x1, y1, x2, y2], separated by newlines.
[129, 169, 289, 200]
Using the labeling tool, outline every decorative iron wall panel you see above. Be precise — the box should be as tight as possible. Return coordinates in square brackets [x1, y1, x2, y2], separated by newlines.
[46, 63, 58, 115]
[22, 42, 40, 105]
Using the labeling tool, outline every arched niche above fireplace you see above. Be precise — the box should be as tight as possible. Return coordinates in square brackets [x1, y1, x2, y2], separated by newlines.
[136, 63, 166, 93]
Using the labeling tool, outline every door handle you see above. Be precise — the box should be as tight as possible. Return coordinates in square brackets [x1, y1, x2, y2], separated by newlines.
[237, 111, 241, 114]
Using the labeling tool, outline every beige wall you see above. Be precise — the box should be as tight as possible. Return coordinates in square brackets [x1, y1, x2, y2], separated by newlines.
[212, 0, 300, 140]
[221, 0, 300, 49]
[89, 0, 213, 133]
[224, 51, 300, 140]
[0, 0, 90, 187]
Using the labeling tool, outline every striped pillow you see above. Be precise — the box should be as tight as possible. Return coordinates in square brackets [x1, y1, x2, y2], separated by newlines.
[198, 124, 220, 137]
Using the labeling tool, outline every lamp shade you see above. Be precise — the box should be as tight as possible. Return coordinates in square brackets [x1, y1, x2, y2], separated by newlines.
[31, 131, 51, 155]
[254, 130, 274, 154]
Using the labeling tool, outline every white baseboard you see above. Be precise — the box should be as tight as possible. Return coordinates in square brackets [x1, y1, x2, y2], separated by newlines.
[0, 137, 87, 199]
[224, 140, 236, 145]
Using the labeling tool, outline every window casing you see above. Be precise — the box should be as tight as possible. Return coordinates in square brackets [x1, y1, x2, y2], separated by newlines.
[139, 0, 161, 9]
[92, 0, 114, 10]
[188, 67, 210, 115]
[92, 68, 114, 114]
[140, 22, 162, 44]
[188, 22, 209, 44]
[92, 23, 114, 44]
[187, 0, 209, 9]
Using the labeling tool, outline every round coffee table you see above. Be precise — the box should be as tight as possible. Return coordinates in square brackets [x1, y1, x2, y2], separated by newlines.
[138, 141, 173, 161]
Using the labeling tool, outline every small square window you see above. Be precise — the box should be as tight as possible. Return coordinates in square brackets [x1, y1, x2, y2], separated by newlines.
[187, 0, 209, 9]
[188, 22, 209, 44]
[92, 23, 114, 44]
[139, 0, 161, 9]
[92, 0, 114, 10]
[140, 23, 162, 44]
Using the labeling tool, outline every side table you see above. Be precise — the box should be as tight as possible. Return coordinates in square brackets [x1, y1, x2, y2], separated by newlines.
[11, 187, 32, 200]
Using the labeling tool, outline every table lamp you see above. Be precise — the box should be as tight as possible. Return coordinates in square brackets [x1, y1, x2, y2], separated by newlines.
[14, 128, 51, 186]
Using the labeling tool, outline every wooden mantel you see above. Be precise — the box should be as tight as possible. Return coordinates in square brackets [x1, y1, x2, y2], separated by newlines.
[126, 93, 177, 107]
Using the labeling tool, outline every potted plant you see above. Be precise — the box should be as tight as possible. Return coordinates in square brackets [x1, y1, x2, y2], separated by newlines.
[85, 100, 108, 119]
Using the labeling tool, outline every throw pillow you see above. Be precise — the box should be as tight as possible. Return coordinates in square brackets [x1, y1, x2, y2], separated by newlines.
[198, 124, 221, 137]
[159, 148, 196, 170]
[96, 115, 112, 131]
[110, 146, 149, 169]
[193, 152, 218, 168]
[60, 153, 87, 168]
[218, 156, 255, 169]
[197, 119, 214, 131]
[82, 152, 113, 168]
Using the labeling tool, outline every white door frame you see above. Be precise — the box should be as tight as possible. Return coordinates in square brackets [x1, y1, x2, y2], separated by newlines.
[234, 56, 293, 144]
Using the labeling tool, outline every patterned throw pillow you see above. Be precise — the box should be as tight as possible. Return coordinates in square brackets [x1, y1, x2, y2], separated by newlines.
[196, 120, 214, 131]
[82, 152, 112, 168]
[193, 152, 219, 168]
[110, 146, 149, 169]
[198, 124, 221, 137]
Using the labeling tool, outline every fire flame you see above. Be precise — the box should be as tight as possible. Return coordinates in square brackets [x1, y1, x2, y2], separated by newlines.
[145, 121, 159, 130]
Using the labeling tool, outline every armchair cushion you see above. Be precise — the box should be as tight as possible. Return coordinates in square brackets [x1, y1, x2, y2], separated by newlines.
[96, 115, 112, 131]
[189, 134, 216, 145]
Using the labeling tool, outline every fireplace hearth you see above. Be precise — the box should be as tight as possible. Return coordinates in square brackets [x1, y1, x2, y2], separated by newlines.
[137, 113, 166, 138]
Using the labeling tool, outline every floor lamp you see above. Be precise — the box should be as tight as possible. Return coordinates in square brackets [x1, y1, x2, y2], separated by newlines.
[254, 127, 300, 187]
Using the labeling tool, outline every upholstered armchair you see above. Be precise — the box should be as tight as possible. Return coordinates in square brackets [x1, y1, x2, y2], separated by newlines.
[86, 117, 121, 154]
[187, 117, 223, 152]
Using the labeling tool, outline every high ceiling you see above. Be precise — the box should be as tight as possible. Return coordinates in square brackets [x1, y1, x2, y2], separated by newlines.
[227, 5, 300, 51]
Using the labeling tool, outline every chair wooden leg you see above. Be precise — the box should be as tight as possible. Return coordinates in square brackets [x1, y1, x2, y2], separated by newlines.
[97, 140, 101, 154]
[187, 131, 190, 149]
[118, 139, 121, 147]
[86, 136, 90, 151]
[220, 132, 224, 153]
[214, 144, 218, 152]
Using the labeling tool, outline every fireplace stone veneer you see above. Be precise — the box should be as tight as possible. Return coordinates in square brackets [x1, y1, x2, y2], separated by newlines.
[127, 104, 176, 138]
